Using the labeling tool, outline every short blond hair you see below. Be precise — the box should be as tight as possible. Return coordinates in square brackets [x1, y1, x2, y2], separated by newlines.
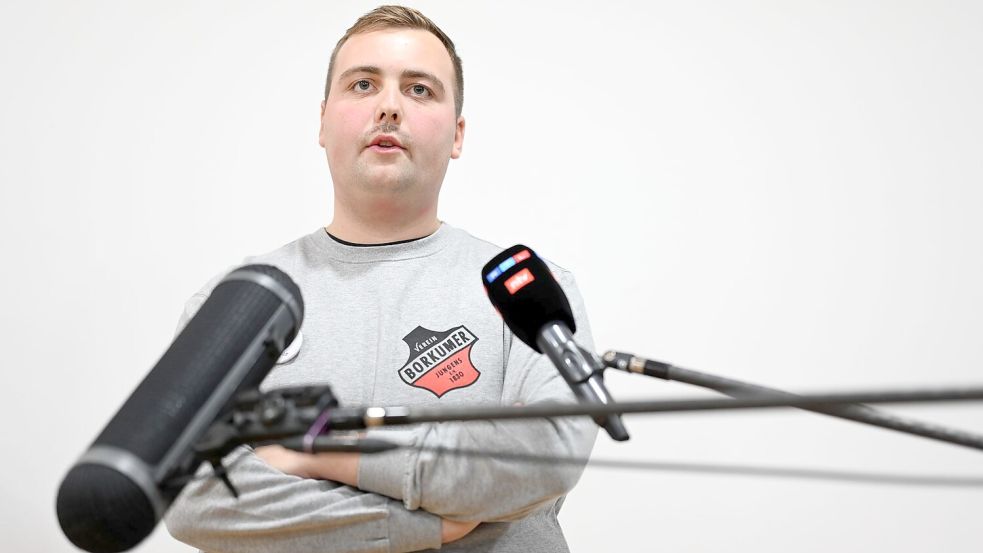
[324, 5, 464, 116]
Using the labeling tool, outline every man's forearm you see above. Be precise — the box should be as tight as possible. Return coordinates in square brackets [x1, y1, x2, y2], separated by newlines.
[255, 444, 361, 487]
[252, 445, 481, 545]
[165, 447, 442, 553]
[356, 416, 597, 522]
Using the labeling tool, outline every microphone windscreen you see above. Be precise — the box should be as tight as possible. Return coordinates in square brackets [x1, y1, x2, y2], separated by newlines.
[482, 245, 575, 352]
[57, 264, 303, 553]
[56, 464, 155, 553]
[94, 264, 301, 462]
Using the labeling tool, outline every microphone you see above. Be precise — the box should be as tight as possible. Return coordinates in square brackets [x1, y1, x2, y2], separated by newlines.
[56, 264, 304, 553]
[482, 245, 629, 441]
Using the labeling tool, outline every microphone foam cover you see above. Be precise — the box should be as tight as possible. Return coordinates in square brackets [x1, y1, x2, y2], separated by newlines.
[56, 264, 303, 552]
[56, 464, 155, 553]
[482, 245, 575, 352]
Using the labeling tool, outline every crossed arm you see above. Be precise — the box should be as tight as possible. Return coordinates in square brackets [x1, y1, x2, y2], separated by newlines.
[167, 336, 597, 551]
[166, 354, 595, 552]
[165, 446, 475, 552]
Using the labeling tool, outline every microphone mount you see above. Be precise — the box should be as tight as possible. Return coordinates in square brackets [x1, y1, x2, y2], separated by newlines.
[189, 385, 341, 497]
[600, 350, 983, 454]
[184, 367, 983, 498]
[190, 378, 983, 467]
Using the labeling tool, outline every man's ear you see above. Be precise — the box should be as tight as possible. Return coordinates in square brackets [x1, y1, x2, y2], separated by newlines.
[318, 100, 327, 148]
[450, 116, 465, 159]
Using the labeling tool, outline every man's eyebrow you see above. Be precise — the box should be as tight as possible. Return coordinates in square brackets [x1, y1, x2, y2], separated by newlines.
[336, 65, 382, 83]
[401, 70, 445, 95]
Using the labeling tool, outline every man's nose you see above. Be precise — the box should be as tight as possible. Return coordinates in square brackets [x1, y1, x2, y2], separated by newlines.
[376, 86, 401, 124]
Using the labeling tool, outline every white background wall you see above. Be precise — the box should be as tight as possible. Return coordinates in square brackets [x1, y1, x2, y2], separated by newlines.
[2, 1, 981, 551]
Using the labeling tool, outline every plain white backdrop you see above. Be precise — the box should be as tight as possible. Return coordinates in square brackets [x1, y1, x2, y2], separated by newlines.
[2, 1, 982, 551]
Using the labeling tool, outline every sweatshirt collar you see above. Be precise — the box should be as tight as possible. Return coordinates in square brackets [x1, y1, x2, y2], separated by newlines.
[309, 221, 454, 263]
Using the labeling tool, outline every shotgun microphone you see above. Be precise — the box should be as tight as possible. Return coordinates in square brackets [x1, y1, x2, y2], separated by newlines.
[56, 265, 303, 553]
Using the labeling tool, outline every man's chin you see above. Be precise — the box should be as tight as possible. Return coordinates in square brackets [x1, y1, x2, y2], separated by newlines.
[354, 169, 415, 194]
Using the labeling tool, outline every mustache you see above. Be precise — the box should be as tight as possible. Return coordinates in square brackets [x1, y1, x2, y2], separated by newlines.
[372, 122, 400, 134]
[365, 123, 409, 147]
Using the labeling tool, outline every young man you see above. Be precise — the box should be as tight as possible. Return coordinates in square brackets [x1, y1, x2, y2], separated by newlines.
[165, 6, 598, 552]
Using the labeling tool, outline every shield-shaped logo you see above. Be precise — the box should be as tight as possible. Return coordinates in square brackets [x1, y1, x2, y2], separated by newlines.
[398, 325, 480, 398]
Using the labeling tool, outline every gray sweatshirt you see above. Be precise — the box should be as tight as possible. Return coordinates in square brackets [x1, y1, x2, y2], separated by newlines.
[164, 223, 598, 553]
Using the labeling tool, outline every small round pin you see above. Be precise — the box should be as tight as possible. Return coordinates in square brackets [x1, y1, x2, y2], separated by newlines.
[277, 331, 303, 364]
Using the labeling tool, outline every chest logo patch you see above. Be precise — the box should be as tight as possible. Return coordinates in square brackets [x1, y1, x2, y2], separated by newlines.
[399, 325, 480, 397]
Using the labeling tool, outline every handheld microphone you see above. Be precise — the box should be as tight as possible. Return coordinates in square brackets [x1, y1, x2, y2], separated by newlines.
[56, 265, 304, 553]
[482, 245, 629, 441]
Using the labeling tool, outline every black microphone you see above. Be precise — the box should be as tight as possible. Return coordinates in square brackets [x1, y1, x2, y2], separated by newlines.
[482, 245, 629, 441]
[56, 264, 304, 553]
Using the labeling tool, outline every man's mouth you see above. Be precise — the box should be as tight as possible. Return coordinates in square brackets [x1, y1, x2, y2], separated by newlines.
[368, 135, 406, 152]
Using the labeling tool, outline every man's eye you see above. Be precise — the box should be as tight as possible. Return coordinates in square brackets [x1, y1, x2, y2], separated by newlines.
[353, 80, 372, 92]
[409, 84, 431, 97]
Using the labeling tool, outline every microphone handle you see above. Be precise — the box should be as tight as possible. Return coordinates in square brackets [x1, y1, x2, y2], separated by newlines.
[536, 322, 630, 441]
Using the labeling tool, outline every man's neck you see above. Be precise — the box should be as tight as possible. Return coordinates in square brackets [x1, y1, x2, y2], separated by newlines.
[326, 203, 440, 245]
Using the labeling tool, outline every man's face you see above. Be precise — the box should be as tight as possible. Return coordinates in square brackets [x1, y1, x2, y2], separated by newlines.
[319, 29, 464, 201]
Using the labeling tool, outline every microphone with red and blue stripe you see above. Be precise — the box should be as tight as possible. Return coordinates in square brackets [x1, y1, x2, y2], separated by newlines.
[483, 245, 629, 441]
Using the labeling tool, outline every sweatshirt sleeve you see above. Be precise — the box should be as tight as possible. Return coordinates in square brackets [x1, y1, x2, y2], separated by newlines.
[164, 278, 443, 553]
[356, 270, 600, 522]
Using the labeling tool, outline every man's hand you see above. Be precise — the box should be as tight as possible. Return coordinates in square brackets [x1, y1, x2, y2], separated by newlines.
[254, 445, 359, 487]
[254, 445, 314, 478]
[441, 519, 480, 544]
